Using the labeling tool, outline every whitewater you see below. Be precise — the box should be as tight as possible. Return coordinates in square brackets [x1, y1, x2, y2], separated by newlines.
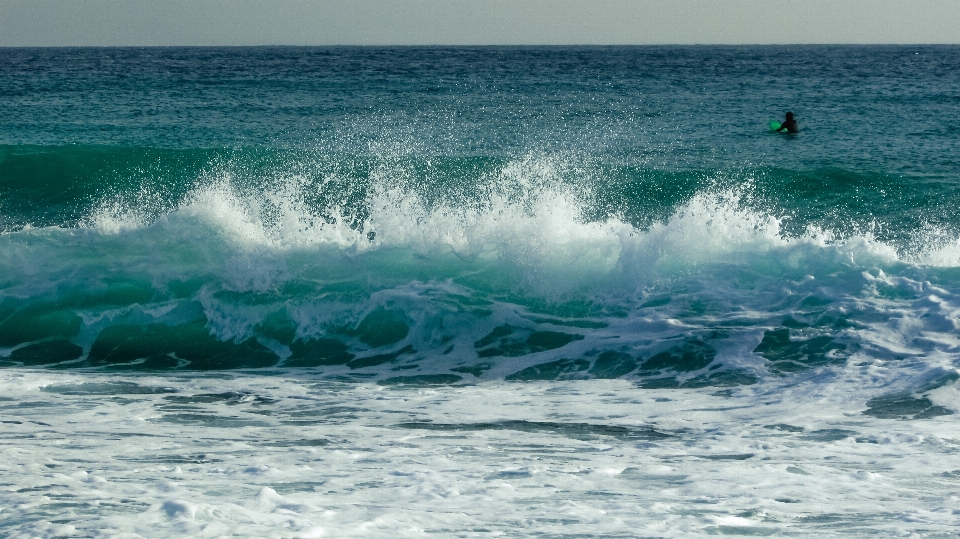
[2, 46, 960, 537]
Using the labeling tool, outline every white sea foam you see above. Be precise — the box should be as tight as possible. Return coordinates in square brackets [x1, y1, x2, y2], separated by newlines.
[76, 162, 928, 287]
[1, 372, 958, 538]
[61, 153, 960, 287]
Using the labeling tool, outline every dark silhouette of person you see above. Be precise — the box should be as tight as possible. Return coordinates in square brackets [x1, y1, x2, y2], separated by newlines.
[776, 111, 798, 133]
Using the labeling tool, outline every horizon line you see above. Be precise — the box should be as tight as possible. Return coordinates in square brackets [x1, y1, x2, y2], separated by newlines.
[4, 43, 959, 48]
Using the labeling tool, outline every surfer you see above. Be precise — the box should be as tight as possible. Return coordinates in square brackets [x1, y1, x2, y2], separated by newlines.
[775, 111, 798, 133]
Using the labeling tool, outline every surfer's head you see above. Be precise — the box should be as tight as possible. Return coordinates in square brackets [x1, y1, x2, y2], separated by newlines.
[785, 112, 794, 120]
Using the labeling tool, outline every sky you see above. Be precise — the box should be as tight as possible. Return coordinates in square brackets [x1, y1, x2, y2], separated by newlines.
[1, 0, 958, 47]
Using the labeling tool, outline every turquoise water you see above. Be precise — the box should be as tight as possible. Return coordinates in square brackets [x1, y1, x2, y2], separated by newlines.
[3, 46, 960, 382]
[2, 47, 960, 537]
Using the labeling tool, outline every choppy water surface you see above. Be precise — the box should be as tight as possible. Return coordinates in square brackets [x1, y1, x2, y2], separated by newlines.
[2, 46, 960, 537]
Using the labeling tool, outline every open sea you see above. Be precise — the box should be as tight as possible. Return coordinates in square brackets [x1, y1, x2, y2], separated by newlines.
[2, 45, 960, 538]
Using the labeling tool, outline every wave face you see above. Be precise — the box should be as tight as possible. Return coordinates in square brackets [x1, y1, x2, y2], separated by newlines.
[3, 46, 960, 389]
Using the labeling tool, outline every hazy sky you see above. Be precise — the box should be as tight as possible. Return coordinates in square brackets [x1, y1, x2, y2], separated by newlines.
[2, 0, 958, 47]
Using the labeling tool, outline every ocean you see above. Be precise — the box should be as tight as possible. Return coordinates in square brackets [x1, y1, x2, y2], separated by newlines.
[2, 45, 960, 537]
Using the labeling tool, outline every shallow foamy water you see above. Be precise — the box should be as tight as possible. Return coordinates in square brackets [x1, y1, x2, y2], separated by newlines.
[2, 371, 959, 538]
